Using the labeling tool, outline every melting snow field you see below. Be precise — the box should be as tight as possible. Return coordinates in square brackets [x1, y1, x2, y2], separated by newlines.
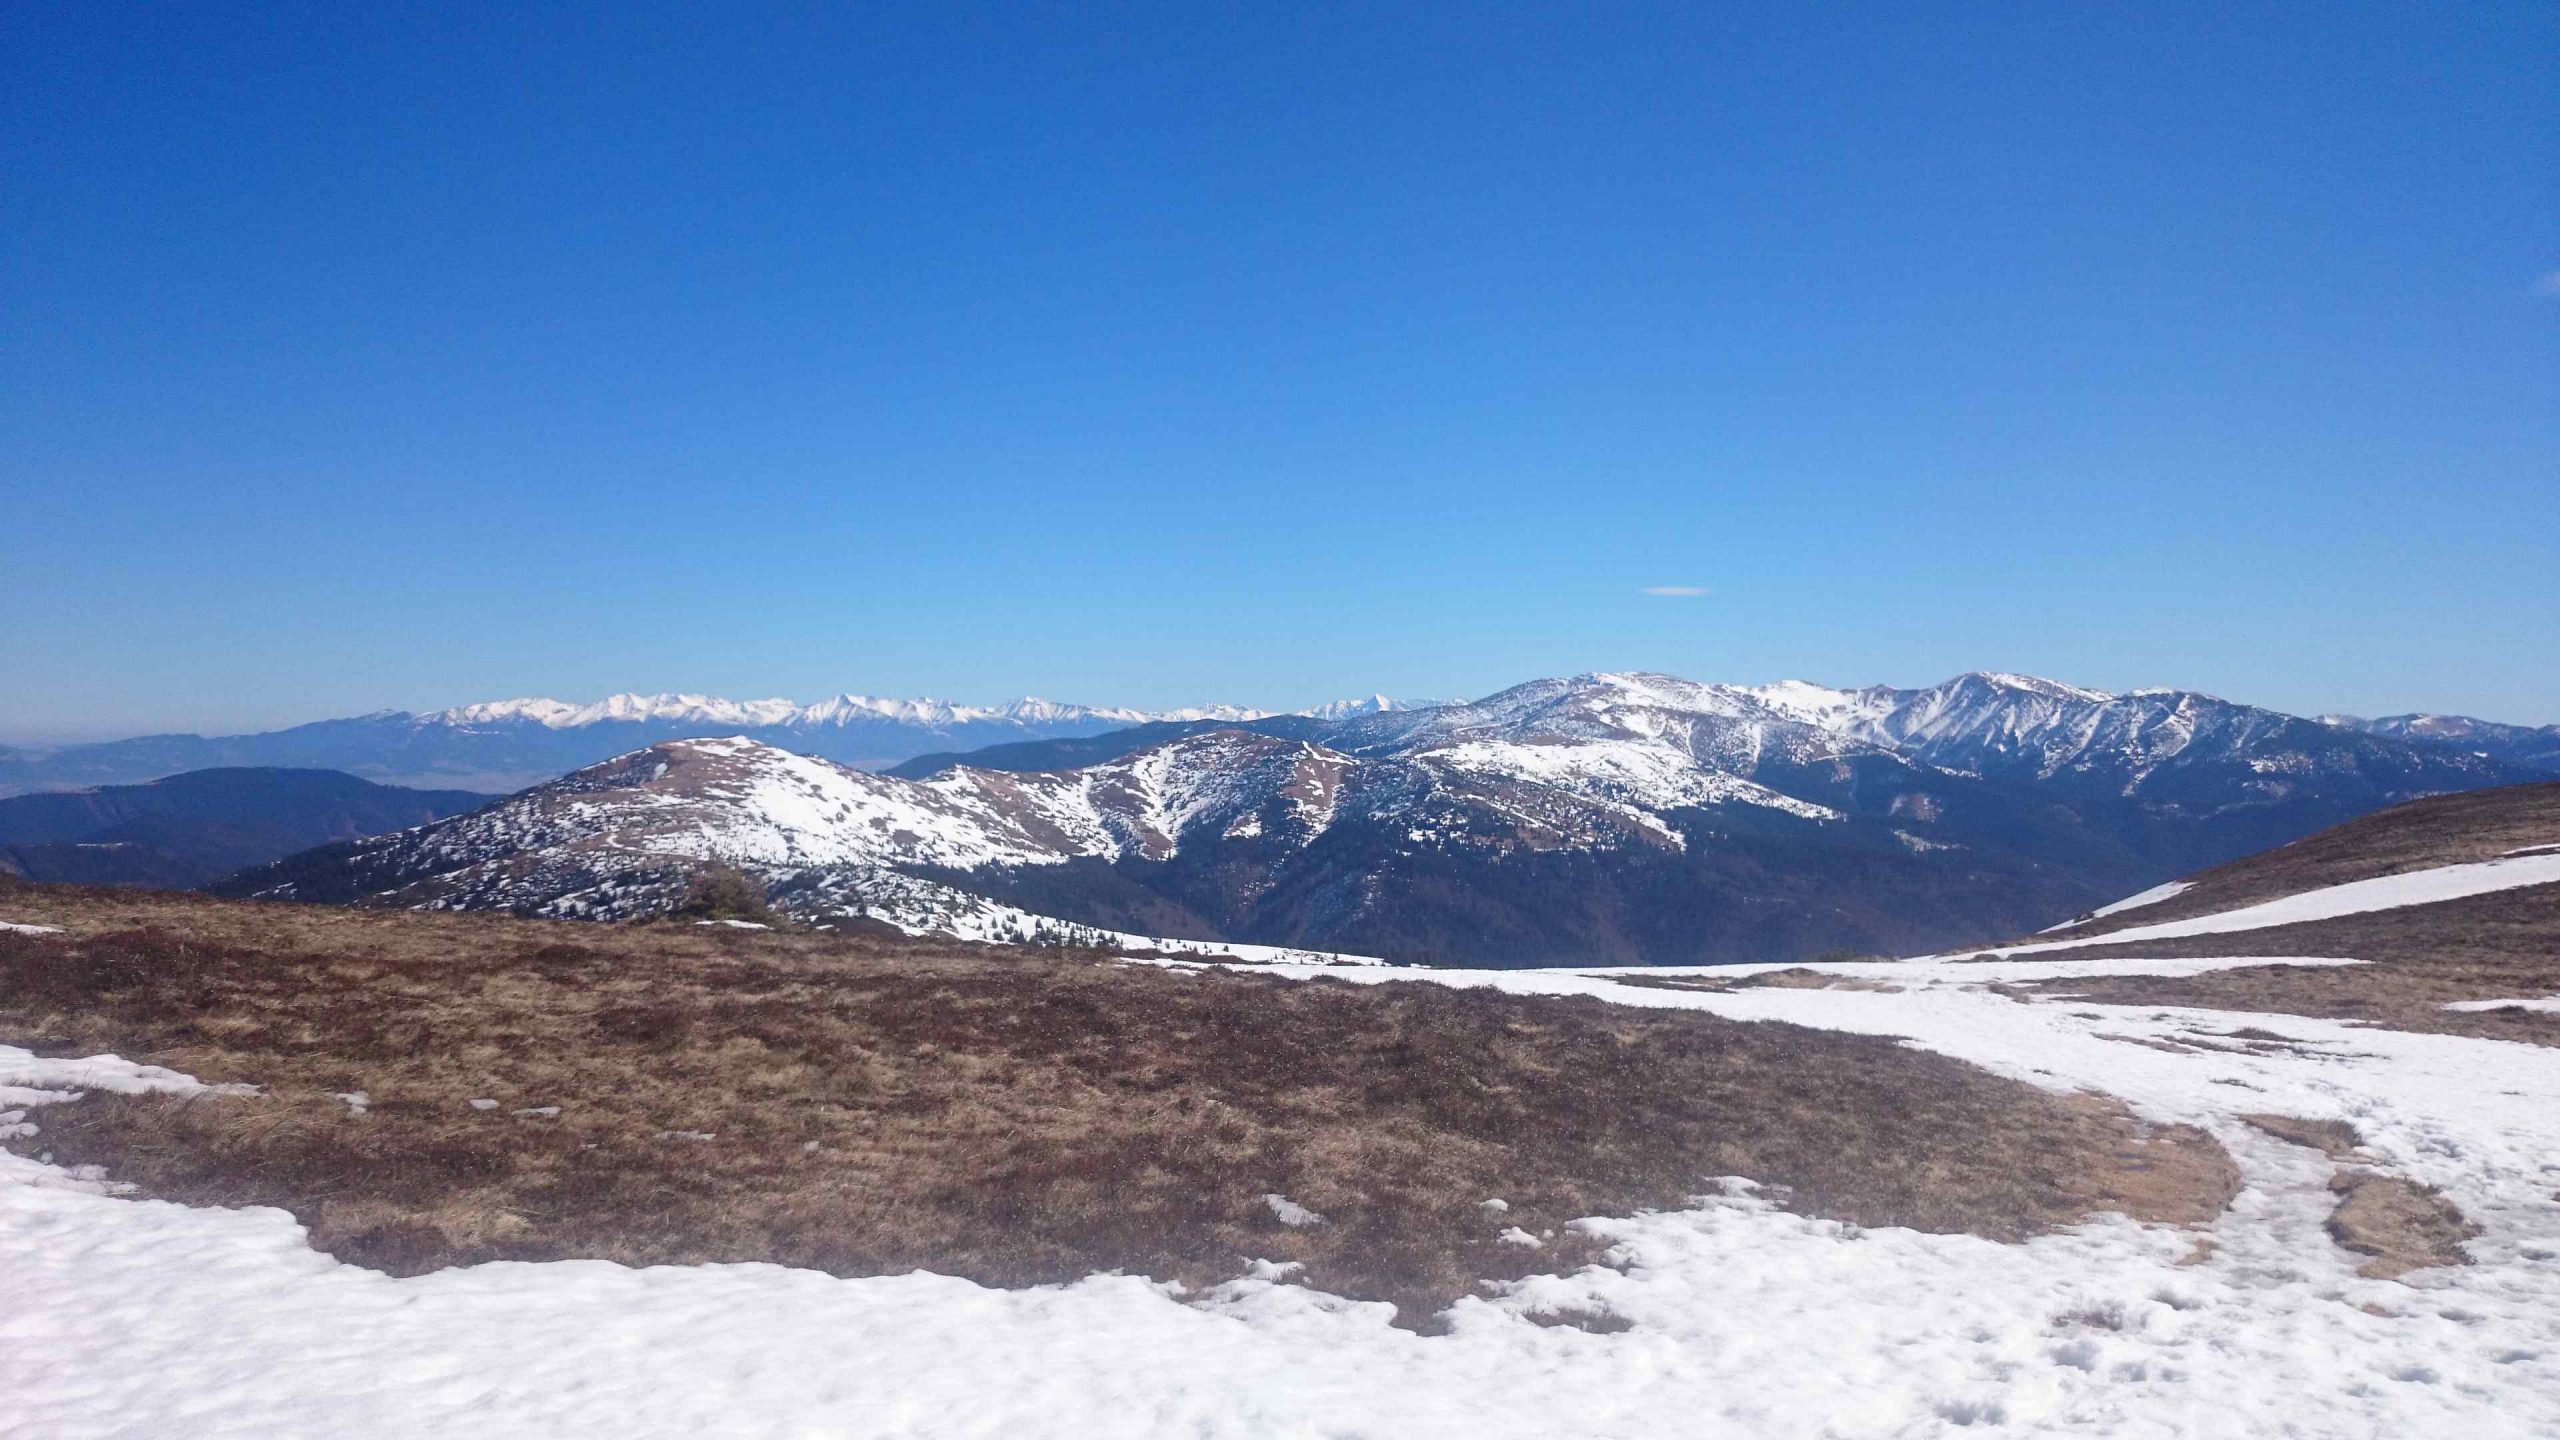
[5, 943, 2560, 1436]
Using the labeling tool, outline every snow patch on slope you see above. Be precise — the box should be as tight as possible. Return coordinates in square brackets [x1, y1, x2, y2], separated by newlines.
[1976, 852, 2560, 957]
[2041, 880, 2195, 931]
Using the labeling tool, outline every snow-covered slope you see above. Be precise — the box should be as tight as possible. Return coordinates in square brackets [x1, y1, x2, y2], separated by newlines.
[1323, 669, 2523, 807]
[225, 727, 1891, 955]
[230, 734, 1369, 921]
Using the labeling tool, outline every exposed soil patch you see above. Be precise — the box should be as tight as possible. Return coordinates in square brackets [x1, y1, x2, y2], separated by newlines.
[2326, 1172, 2480, 1279]
[0, 880, 2237, 1327]
[2243, 1114, 2364, 1159]
[2024, 883, 2560, 1046]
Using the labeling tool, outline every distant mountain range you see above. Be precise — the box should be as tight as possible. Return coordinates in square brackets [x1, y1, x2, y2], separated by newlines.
[220, 671, 2546, 965]
[2318, 713, 2560, 774]
[8, 682, 2545, 802]
[0, 693, 1443, 796]
[0, 768, 489, 889]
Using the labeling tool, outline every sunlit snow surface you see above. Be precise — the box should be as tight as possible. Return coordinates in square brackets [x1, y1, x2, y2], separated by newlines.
[6, 944, 2560, 1435]
[2443, 995, 2560, 1014]
[2039, 879, 2192, 930]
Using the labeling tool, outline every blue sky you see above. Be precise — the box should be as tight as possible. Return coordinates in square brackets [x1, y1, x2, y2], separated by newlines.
[4, 3, 2553, 739]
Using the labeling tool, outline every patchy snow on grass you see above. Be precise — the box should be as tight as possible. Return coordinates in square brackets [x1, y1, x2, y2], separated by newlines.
[836, 869, 1388, 965]
[1967, 852, 2560, 957]
[0, 1047, 248, 1196]
[0, 919, 63, 935]
[0, 1046, 248, 1112]
[8, 950, 2560, 1437]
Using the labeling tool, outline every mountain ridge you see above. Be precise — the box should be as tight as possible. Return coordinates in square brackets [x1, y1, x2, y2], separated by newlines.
[0, 768, 490, 889]
[219, 669, 2544, 965]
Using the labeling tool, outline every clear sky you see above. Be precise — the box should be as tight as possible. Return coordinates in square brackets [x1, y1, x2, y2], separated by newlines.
[4, 3, 2553, 740]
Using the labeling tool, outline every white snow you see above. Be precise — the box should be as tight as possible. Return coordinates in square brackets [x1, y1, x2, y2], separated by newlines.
[2443, 996, 2560, 1014]
[432, 692, 1270, 731]
[0, 1046, 249, 1194]
[0, 919, 62, 935]
[9, 945, 2560, 1435]
[1261, 1194, 1326, 1228]
[0, 1046, 246, 1112]
[2089, 879, 2193, 921]
[1968, 852, 2560, 957]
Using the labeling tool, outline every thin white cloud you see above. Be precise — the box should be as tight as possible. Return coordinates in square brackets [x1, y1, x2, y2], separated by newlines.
[1640, 585, 1709, 597]
[2533, 271, 2560, 297]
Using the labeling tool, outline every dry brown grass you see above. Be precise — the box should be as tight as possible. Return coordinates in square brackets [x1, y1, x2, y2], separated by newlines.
[2242, 1114, 2364, 1159]
[0, 878, 2236, 1327]
[2023, 883, 2560, 1046]
[2326, 1172, 2479, 1279]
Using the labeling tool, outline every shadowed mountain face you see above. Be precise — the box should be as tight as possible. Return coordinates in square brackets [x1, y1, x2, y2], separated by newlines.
[223, 672, 2540, 966]
[0, 768, 493, 889]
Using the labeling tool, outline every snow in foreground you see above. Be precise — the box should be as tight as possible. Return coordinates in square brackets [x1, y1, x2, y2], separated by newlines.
[5, 953, 2560, 1437]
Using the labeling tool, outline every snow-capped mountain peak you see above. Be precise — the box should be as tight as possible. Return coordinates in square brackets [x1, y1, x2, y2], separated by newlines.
[1301, 694, 1453, 721]
[436, 693, 809, 729]
[429, 692, 1268, 731]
